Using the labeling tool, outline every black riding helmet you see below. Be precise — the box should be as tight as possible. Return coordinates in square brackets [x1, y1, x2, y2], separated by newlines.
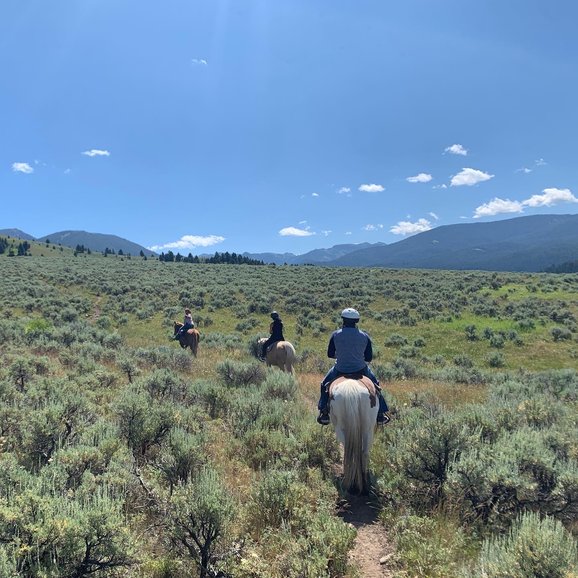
[271, 311, 280, 320]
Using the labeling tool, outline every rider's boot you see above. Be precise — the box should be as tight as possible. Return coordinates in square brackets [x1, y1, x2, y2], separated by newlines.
[317, 409, 330, 425]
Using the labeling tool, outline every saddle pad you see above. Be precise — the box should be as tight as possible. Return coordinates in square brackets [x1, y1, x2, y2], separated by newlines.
[329, 376, 377, 408]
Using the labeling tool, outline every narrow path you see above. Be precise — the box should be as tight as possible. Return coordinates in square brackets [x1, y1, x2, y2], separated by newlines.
[338, 495, 394, 577]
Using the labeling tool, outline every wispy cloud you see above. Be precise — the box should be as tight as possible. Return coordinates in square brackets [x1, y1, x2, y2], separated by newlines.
[359, 183, 384, 193]
[450, 168, 494, 186]
[337, 186, 351, 194]
[82, 149, 110, 157]
[429, 212, 439, 220]
[12, 162, 34, 174]
[390, 218, 432, 236]
[535, 158, 547, 166]
[407, 173, 432, 183]
[321, 230, 332, 237]
[445, 144, 468, 156]
[191, 58, 208, 66]
[473, 198, 524, 219]
[522, 187, 577, 207]
[148, 235, 225, 252]
[279, 226, 315, 237]
[363, 224, 384, 231]
[311, 192, 320, 197]
[516, 167, 533, 174]
[433, 183, 447, 189]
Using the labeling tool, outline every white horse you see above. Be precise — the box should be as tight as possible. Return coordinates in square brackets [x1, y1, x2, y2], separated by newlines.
[257, 338, 296, 373]
[330, 378, 379, 494]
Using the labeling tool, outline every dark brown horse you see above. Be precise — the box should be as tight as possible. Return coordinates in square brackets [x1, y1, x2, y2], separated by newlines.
[173, 321, 200, 356]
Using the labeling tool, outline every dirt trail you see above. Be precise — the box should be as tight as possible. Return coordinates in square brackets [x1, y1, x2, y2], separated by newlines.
[300, 373, 395, 576]
[338, 494, 394, 578]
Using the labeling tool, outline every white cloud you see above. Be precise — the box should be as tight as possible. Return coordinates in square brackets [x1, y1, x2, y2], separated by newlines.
[279, 227, 315, 237]
[445, 144, 468, 156]
[321, 230, 332, 237]
[450, 167, 494, 186]
[191, 58, 208, 66]
[363, 224, 384, 231]
[522, 187, 577, 207]
[516, 167, 532, 174]
[148, 235, 225, 252]
[337, 186, 351, 194]
[82, 149, 110, 157]
[390, 218, 432, 235]
[12, 162, 34, 174]
[535, 158, 547, 166]
[359, 183, 385, 193]
[433, 183, 448, 189]
[407, 173, 432, 183]
[429, 212, 439, 220]
[312, 192, 319, 197]
[473, 198, 524, 219]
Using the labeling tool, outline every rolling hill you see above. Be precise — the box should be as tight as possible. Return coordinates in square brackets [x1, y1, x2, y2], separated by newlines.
[0, 229, 156, 257]
[329, 214, 578, 271]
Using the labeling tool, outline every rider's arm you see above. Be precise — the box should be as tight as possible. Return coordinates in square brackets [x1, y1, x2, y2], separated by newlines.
[327, 335, 336, 359]
[364, 337, 373, 363]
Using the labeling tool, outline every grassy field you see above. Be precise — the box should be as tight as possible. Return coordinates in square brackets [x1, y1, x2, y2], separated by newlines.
[0, 248, 577, 577]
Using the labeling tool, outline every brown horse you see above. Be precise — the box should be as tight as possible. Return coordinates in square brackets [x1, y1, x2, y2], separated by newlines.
[174, 321, 200, 356]
[257, 338, 296, 373]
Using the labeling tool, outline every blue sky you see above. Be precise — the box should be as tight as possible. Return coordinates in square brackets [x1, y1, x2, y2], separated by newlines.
[2, 0, 578, 255]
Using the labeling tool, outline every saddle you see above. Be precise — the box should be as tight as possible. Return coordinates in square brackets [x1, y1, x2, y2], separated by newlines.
[328, 374, 377, 408]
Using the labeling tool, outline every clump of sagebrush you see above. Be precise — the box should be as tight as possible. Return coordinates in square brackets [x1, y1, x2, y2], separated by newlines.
[386, 513, 469, 578]
[168, 466, 234, 578]
[232, 468, 355, 578]
[0, 475, 135, 578]
[463, 512, 578, 578]
[216, 358, 266, 387]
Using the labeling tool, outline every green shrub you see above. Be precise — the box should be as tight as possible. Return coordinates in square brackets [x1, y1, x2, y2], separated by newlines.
[466, 512, 578, 578]
[552, 326, 572, 341]
[261, 370, 298, 402]
[391, 514, 467, 578]
[487, 352, 505, 368]
[169, 467, 234, 578]
[377, 409, 473, 508]
[216, 359, 265, 387]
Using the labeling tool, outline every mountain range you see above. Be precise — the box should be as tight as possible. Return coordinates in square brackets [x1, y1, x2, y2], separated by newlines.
[2, 214, 578, 271]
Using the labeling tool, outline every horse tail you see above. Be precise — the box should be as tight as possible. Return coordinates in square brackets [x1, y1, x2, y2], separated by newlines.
[191, 330, 199, 356]
[284, 342, 296, 373]
[339, 381, 365, 492]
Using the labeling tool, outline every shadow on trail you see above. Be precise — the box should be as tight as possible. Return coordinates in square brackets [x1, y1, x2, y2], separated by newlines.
[337, 493, 381, 528]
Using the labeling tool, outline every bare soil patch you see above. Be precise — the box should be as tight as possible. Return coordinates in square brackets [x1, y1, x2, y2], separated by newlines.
[338, 495, 395, 578]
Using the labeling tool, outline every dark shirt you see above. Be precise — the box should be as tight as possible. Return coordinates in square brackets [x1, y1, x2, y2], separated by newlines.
[269, 318, 285, 341]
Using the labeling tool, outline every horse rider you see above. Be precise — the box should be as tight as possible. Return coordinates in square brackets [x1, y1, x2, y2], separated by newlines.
[174, 308, 194, 340]
[317, 307, 389, 426]
[259, 311, 285, 361]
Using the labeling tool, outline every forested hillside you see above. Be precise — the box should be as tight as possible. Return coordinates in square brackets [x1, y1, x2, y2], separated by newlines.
[1, 254, 577, 577]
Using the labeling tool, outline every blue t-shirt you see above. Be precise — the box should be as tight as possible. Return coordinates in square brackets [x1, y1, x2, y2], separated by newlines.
[327, 327, 373, 373]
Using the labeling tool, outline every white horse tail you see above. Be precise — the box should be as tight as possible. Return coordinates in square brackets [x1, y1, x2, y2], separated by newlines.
[331, 379, 378, 494]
